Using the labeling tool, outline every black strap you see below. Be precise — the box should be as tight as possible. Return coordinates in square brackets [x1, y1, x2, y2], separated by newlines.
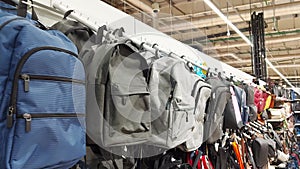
[153, 158, 160, 169]
[152, 43, 158, 48]
[0, 0, 16, 6]
[17, 0, 26, 17]
[154, 153, 181, 169]
[206, 68, 210, 77]
[17, 0, 38, 21]
[63, 9, 74, 19]
[192, 151, 202, 169]
[139, 42, 146, 50]
[95, 25, 107, 44]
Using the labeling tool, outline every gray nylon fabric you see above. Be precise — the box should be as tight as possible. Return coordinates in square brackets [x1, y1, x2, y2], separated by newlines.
[103, 43, 151, 146]
[79, 26, 152, 147]
[184, 75, 211, 151]
[243, 84, 258, 122]
[81, 28, 212, 155]
[204, 77, 230, 143]
[51, 19, 94, 52]
[148, 56, 211, 149]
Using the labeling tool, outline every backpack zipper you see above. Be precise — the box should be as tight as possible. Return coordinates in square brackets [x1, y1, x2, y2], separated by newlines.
[7, 46, 79, 128]
[191, 78, 206, 96]
[213, 87, 231, 117]
[16, 113, 85, 132]
[194, 85, 212, 114]
[20, 74, 85, 92]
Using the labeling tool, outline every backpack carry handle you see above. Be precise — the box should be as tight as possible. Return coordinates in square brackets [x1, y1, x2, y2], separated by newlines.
[65, 26, 94, 37]
[63, 9, 74, 19]
[17, 0, 38, 21]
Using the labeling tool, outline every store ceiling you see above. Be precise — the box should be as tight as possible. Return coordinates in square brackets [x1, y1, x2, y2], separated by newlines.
[103, 0, 300, 87]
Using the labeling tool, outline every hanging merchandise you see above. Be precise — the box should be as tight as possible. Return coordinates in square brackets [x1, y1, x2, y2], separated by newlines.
[243, 84, 258, 122]
[231, 141, 245, 169]
[204, 73, 245, 143]
[0, 1, 86, 169]
[149, 55, 211, 150]
[152, 149, 192, 169]
[81, 27, 151, 147]
[204, 75, 231, 143]
[232, 85, 248, 124]
[51, 10, 95, 52]
[251, 137, 270, 168]
[254, 87, 266, 114]
[223, 85, 244, 130]
[80, 25, 212, 154]
[3, 1, 299, 169]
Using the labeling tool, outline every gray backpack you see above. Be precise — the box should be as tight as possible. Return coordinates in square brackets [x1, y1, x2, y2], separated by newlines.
[148, 56, 211, 149]
[204, 77, 231, 143]
[184, 75, 211, 151]
[81, 33, 151, 147]
[243, 84, 258, 122]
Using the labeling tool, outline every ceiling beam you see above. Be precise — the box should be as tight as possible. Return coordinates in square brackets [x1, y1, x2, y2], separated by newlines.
[159, 1, 264, 20]
[125, 0, 153, 14]
[239, 64, 300, 71]
[223, 54, 300, 65]
[269, 76, 300, 79]
[204, 32, 300, 50]
[217, 53, 242, 61]
[164, 0, 186, 15]
[158, 1, 300, 32]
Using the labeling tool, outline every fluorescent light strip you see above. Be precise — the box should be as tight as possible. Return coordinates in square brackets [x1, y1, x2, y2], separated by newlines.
[203, 0, 253, 47]
[203, 0, 296, 88]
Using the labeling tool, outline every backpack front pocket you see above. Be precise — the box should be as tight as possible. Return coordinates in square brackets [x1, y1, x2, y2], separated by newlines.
[11, 113, 85, 169]
[170, 96, 195, 140]
[9, 74, 86, 169]
[103, 82, 151, 146]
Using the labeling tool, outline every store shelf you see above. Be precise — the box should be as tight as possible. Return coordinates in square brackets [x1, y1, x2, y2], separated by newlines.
[266, 118, 284, 122]
[294, 123, 300, 127]
[294, 111, 300, 114]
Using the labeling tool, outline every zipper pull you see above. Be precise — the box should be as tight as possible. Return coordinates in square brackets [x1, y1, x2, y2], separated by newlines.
[23, 113, 31, 132]
[21, 74, 30, 92]
[122, 97, 126, 105]
[7, 106, 14, 128]
[186, 111, 188, 122]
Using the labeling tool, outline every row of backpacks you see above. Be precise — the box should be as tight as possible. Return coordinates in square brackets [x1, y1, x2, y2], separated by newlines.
[0, 1, 298, 169]
[81, 25, 212, 152]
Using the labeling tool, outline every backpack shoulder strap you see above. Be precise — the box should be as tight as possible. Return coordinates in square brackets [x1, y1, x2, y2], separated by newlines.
[17, 0, 38, 21]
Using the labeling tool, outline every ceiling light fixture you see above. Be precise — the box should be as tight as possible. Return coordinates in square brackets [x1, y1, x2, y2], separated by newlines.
[203, 0, 295, 88]
[203, 0, 253, 47]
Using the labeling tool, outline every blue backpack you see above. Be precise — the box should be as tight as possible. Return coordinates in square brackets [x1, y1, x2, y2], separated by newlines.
[0, 2, 86, 169]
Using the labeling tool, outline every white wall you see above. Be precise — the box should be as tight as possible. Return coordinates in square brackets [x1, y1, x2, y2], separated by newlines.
[35, 0, 255, 82]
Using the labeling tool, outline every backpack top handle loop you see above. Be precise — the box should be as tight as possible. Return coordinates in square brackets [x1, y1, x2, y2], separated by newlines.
[17, 0, 38, 21]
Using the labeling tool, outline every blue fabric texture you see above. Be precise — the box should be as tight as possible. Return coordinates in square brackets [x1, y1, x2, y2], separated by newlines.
[0, 6, 86, 169]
